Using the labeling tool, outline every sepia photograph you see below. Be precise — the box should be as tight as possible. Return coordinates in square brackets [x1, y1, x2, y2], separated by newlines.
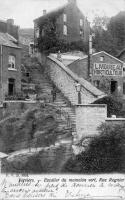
[0, 0, 125, 181]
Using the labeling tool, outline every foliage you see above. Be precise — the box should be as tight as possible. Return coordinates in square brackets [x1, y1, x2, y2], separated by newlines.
[5, 93, 26, 101]
[0, 104, 71, 153]
[93, 29, 118, 56]
[63, 122, 125, 173]
[108, 12, 125, 50]
[92, 11, 125, 56]
[37, 17, 57, 54]
[98, 77, 111, 94]
[37, 11, 88, 54]
[92, 15, 110, 30]
[4, 145, 71, 173]
[38, 36, 88, 55]
[92, 96, 122, 117]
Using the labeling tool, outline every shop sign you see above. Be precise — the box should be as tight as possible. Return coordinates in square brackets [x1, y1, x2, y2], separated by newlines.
[93, 63, 123, 76]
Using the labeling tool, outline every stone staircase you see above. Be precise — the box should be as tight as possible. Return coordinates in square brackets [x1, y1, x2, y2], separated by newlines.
[25, 58, 77, 140]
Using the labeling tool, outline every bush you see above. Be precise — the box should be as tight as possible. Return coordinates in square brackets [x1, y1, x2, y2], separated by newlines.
[0, 104, 72, 153]
[92, 96, 122, 117]
[5, 93, 26, 101]
[63, 123, 125, 173]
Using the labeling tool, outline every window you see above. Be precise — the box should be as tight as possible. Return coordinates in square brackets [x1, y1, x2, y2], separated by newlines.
[100, 56, 104, 62]
[63, 14, 67, 22]
[8, 55, 15, 69]
[80, 30, 83, 36]
[80, 19, 83, 26]
[63, 25, 67, 35]
[35, 28, 39, 38]
[41, 29, 45, 37]
[26, 72, 30, 77]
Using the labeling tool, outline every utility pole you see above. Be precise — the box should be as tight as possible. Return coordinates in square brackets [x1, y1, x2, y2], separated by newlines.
[88, 34, 93, 80]
[0, 45, 3, 104]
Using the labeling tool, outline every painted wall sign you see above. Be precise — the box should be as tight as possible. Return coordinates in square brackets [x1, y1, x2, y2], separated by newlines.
[93, 63, 123, 76]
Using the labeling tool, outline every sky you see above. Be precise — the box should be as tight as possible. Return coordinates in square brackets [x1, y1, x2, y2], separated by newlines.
[0, 0, 125, 28]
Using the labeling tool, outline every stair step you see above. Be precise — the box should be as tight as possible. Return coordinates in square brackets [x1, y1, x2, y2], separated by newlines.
[25, 58, 77, 138]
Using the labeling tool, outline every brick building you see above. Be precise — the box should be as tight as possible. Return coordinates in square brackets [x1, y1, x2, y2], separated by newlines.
[0, 23, 21, 101]
[68, 51, 125, 100]
[34, 0, 89, 49]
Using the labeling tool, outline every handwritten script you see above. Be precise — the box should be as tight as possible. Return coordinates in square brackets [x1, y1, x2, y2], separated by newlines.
[0, 174, 125, 199]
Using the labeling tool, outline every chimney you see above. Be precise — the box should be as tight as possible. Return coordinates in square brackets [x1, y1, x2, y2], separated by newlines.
[7, 19, 14, 25]
[43, 10, 47, 15]
[68, 0, 76, 4]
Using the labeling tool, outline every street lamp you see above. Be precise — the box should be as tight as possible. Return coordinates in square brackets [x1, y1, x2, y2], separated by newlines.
[75, 82, 81, 104]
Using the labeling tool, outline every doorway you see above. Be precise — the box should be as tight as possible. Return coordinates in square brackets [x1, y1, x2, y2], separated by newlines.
[8, 78, 15, 95]
[111, 80, 117, 94]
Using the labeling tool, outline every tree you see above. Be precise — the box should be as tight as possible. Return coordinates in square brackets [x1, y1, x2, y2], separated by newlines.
[92, 15, 110, 31]
[108, 11, 125, 50]
[63, 122, 125, 173]
[92, 11, 125, 56]
[93, 29, 118, 55]
[92, 96, 122, 117]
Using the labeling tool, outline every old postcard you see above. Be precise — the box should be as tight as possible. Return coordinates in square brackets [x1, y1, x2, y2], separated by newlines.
[0, 0, 125, 199]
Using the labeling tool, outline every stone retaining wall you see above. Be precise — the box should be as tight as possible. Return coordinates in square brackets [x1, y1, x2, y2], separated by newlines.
[75, 104, 107, 139]
[46, 56, 103, 105]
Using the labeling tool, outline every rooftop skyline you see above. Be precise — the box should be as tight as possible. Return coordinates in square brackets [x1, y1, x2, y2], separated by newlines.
[0, 0, 125, 28]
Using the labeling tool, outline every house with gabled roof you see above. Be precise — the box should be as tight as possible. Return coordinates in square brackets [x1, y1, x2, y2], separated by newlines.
[34, 0, 90, 51]
[68, 51, 125, 100]
[0, 21, 21, 101]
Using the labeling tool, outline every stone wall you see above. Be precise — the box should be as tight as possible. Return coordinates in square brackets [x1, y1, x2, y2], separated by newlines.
[75, 104, 107, 139]
[46, 56, 103, 105]
[105, 118, 125, 126]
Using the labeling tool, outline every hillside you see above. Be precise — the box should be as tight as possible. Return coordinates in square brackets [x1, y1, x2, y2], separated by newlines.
[0, 103, 72, 173]
[19, 28, 34, 38]
[19, 28, 34, 45]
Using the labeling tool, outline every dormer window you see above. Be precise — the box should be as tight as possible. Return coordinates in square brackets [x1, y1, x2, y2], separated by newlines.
[8, 55, 15, 69]
[80, 19, 83, 26]
[63, 14, 67, 22]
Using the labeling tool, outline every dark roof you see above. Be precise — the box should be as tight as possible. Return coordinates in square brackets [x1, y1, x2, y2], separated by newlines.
[34, 4, 67, 24]
[68, 51, 125, 67]
[0, 32, 21, 48]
